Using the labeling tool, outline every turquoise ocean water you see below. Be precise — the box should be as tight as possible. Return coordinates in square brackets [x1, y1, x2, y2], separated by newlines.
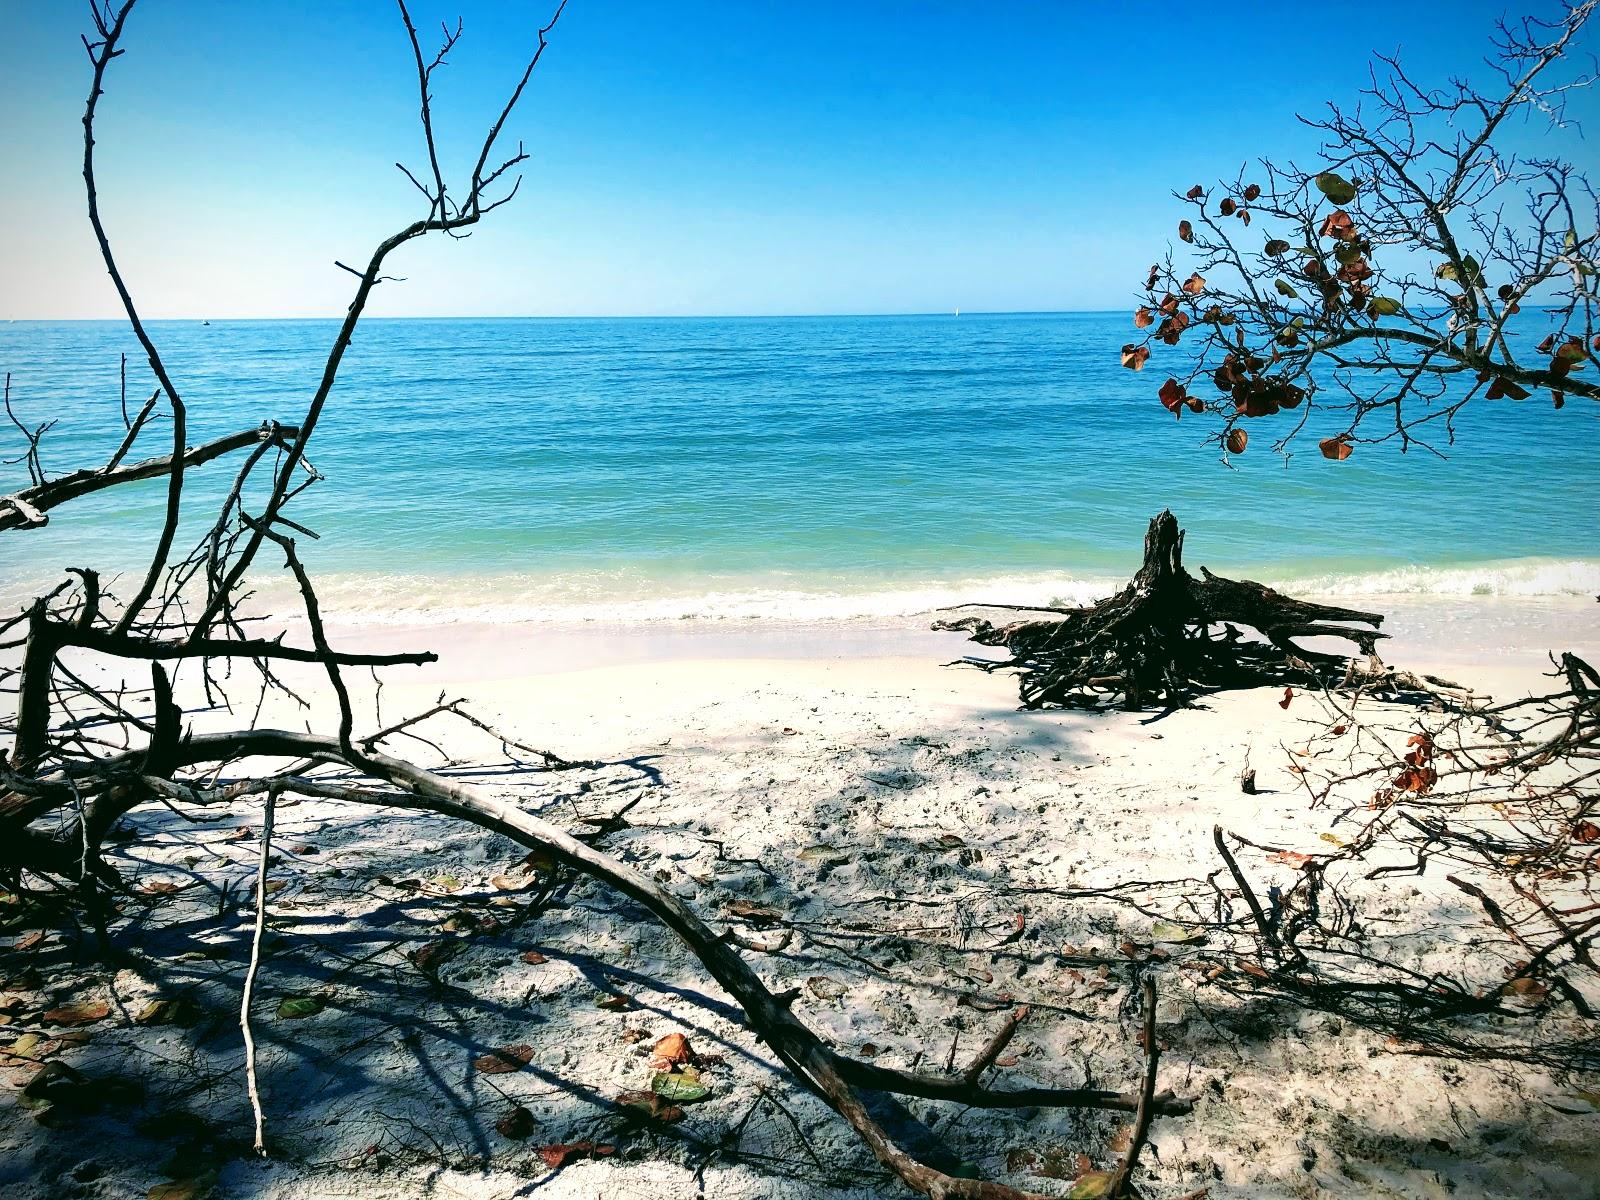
[1, 313, 1596, 624]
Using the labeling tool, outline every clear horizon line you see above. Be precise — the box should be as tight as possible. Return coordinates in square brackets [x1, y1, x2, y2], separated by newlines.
[2, 307, 1130, 324]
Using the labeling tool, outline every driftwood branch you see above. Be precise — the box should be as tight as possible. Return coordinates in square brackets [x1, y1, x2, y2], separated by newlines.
[936, 510, 1387, 710]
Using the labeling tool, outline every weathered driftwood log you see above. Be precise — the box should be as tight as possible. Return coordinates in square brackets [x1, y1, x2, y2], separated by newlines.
[934, 510, 1387, 711]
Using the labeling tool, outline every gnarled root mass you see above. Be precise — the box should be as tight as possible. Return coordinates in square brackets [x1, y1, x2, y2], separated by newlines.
[935, 510, 1390, 711]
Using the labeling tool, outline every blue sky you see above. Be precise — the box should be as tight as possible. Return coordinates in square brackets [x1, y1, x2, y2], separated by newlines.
[2, 1, 1593, 318]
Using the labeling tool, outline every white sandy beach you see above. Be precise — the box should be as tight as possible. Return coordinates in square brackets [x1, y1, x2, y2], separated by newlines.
[4, 595, 1598, 1200]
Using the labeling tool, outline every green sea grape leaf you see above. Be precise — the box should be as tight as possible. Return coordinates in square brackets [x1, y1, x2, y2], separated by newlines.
[275, 996, 324, 1020]
[1315, 172, 1357, 204]
[651, 1070, 710, 1103]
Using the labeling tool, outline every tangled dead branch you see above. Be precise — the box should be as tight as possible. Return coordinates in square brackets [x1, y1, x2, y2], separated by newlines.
[935, 510, 1393, 711]
[0, 5, 1188, 1197]
[1151, 653, 1600, 1073]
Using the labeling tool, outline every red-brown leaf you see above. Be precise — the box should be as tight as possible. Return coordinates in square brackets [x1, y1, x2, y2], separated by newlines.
[1225, 428, 1247, 455]
[41, 1001, 110, 1027]
[1121, 344, 1151, 371]
[537, 1141, 616, 1170]
[1319, 436, 1353, 461]
[1133, 307, 1154, 329]
[651, 1032, 694, 1068]
[474, 1044, 535, 1074]
[1178, 220, 1194, 244]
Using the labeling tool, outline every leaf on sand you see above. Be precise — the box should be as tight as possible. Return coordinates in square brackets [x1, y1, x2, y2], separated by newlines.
[1506, 977, 1548, 1001]
[651, 1032, 694, 1068]
[41, 1001, 109, 1027]
[1268, 850, 1313, 869]
[275, 996, 325, 1020]
[410, 940, 461, 975]
[136, 998, 201, 1028]
[490, 874, 532, 892]
[537, 1140, 615, 1170]
[441, 910, 480, 933]
[495, 1105, 538, 1139]
[725, 898, 783, 922]
[520, 949, 549, 965]
[1068, 1171, 1115, 1198]
[650, 1069, 710, 1103]
[617, 1089, 686, 1123]
[1150, 920, 1202, 944]
[796, 845, 848, 866]
[807, 976, 849, 1001]
[474, 1044, 535, 1074]
[596, 994, 633, 1011]
[6, 1032, 45, 1059]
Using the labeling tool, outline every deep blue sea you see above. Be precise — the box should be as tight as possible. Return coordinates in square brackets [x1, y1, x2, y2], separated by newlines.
[2, 314, 1596, 624]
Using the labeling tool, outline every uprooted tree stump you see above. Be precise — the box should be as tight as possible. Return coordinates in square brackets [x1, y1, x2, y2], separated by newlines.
[934, 510, 1390, 711]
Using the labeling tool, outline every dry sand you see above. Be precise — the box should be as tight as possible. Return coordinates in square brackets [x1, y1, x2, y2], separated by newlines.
[3, 597, 1598, 1199]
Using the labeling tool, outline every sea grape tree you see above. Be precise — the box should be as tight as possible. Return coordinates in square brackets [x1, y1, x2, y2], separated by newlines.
[1122, 1, 1599, 460]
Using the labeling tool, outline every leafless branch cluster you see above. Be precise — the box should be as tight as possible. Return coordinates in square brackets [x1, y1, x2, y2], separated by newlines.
[1172, 655, 1598, 1073]
[1122, 1, 1599, 460]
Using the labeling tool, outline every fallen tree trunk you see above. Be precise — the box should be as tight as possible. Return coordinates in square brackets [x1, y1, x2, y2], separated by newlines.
[934, 510, 1388, 711]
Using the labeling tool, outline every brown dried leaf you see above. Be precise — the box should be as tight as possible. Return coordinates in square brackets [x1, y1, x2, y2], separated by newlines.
[537, 1140, 615, 1170]
[1318, 436, 1353, 461]
[651, 1032, 693, 1068]
[474, 1044, 535, 1074]
[41, 1001, 109, 1027]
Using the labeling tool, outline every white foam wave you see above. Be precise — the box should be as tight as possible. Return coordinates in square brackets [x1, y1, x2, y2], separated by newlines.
[301, 573, 1123, 627]
[1276, 558, 1600, 599]
[292, 556, 1600, 627]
